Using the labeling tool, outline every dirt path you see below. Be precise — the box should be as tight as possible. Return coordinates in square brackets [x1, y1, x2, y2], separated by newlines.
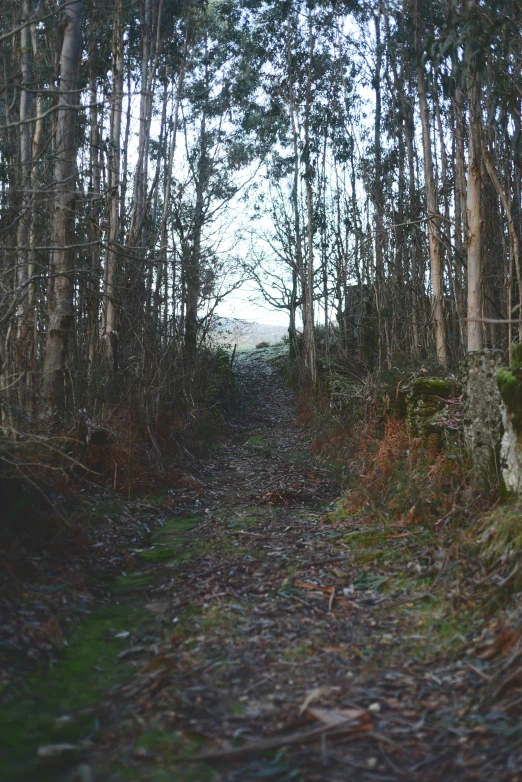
[8, 351, 521, 781]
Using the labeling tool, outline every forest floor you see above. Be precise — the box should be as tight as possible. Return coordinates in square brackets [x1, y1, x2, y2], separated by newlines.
[3, 349, 522, 781]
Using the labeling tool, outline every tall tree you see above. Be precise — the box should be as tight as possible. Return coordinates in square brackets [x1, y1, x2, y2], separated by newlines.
[415, 0, 447, 365]
[42, 1, 83, 414]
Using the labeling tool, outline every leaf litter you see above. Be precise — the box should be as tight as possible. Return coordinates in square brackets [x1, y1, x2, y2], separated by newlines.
[5, 349, 522, 781]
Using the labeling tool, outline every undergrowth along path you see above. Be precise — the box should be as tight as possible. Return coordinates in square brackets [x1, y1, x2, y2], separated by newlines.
[6, 349, 522, 781]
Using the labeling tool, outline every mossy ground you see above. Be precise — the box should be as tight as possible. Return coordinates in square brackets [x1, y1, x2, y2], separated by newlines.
[245, 434, 266, 447]
[0, 603, 151, 780]
[0, 515, 203, 781]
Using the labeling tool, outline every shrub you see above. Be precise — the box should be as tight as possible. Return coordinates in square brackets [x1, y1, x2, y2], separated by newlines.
[255, 341, 271, 349]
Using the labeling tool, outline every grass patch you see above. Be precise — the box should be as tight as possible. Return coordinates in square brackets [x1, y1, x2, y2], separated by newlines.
[400, 599, 478, 662]
[111, 727, 214, 781]
[245, 434, 267, 447]
[138, 546, 178, 563]
[479, 499, 522, 575]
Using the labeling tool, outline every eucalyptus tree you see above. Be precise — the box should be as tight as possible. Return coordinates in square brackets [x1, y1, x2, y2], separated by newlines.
[167, 0, 268, 355]
[244, 0, 361, 382]
[413, 0, 447, 365]
[41, 0, 83, 414]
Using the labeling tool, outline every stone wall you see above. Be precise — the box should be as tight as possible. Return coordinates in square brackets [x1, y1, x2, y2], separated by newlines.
[497, 343, 522, 493]
[461, 350, 503, 482]
[405, 377, 460, 440]
[400, 351, 522, 492]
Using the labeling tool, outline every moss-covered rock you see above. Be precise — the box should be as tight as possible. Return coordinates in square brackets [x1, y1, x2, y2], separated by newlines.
[405, 376, 460, 438]
[497, 367, 522, 437]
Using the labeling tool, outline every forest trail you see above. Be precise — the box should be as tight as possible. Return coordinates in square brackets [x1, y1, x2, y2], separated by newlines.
[6, 352, 520, 782]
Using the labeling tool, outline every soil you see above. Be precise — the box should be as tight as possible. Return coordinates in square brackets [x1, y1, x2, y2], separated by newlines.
[2, 349, 522, 781]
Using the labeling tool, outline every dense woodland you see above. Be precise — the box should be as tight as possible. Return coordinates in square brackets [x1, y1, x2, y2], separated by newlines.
[1, 0, 521, 427]
[5, 3, 522, 775]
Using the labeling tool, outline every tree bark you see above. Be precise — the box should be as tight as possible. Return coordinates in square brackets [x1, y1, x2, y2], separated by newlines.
[103, 0, 124, 382]
[482, 143, 522, 351]
[373, 9, 386, 368]
[15, 0, 32, 408]
[302, 25, 317, 388]
[466, 56, 482, 352]
[42, 0, 83, 414]
[416, 46, 447, 365]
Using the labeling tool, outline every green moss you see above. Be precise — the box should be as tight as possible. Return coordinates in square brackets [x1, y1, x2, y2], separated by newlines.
[111, 727, 214, 781]
[511, 342, 522, 370]
[138, 546, 178, 562]
[113, 571, 155, 590]
[405, 376, 459, 438]
[225, 509, 261, 530]
[407, 377, 455, 398]
[0, 512, 206, 780]
[0, 604, 151, 781]
[245, 434, 266, 446]
[140, 493, 170, 506]
[497, 366, 522, 434]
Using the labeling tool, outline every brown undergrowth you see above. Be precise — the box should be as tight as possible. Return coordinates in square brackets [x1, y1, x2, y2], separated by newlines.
[307, 366, 522, 728]
[0, 350, 234, 676]
[344, 418, 470, 527]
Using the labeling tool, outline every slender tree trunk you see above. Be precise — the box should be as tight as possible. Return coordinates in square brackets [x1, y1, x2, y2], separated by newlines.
[416, 40, 447, 365]
[185, 102, 208, 356]
[482, 143, 522, 351]
[42, 1, 83, 414]
[159, 42, 186, 347]
[289, 265, 298, 359]
[25, 17, 44, 408]
[287, 19, 308, 371]
[373, 10, 386, 368]
[466, 56, 482, 352]
[87, 82, 101, 381]
[15, 0, 32, 408]
[128, 0, 152, 248]
[103, 0, 124, 383]
[301, 24, 317, 388]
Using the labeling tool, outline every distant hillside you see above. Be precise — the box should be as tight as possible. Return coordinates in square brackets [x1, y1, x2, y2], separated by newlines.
[211, 318, 288, 349]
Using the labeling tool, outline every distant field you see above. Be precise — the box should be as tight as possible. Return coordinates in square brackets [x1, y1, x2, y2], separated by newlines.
[211, 318, 288, 350]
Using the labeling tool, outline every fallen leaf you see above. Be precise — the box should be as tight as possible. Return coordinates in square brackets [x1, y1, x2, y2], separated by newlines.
[299, 686, 340, 714]
[295, 581, 334, 594]
[37, 743, 80, 759]
[307, 706, 372, 729]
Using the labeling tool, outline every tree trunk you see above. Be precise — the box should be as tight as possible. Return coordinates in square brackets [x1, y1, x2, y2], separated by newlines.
[302, 25, 317, 388]
[128, 0, 153, 248]
[482, 143, 522, 353]
[87, 82, 101, 381]
[15, 0, 32, 409]
[373, 10, 386, 369]
[184, 56, 209, 356]
[416, 48, 447, 365]
[466, 59, 482, 352]
[42, 1, 83, 414]
[103, 0, 124, 383]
